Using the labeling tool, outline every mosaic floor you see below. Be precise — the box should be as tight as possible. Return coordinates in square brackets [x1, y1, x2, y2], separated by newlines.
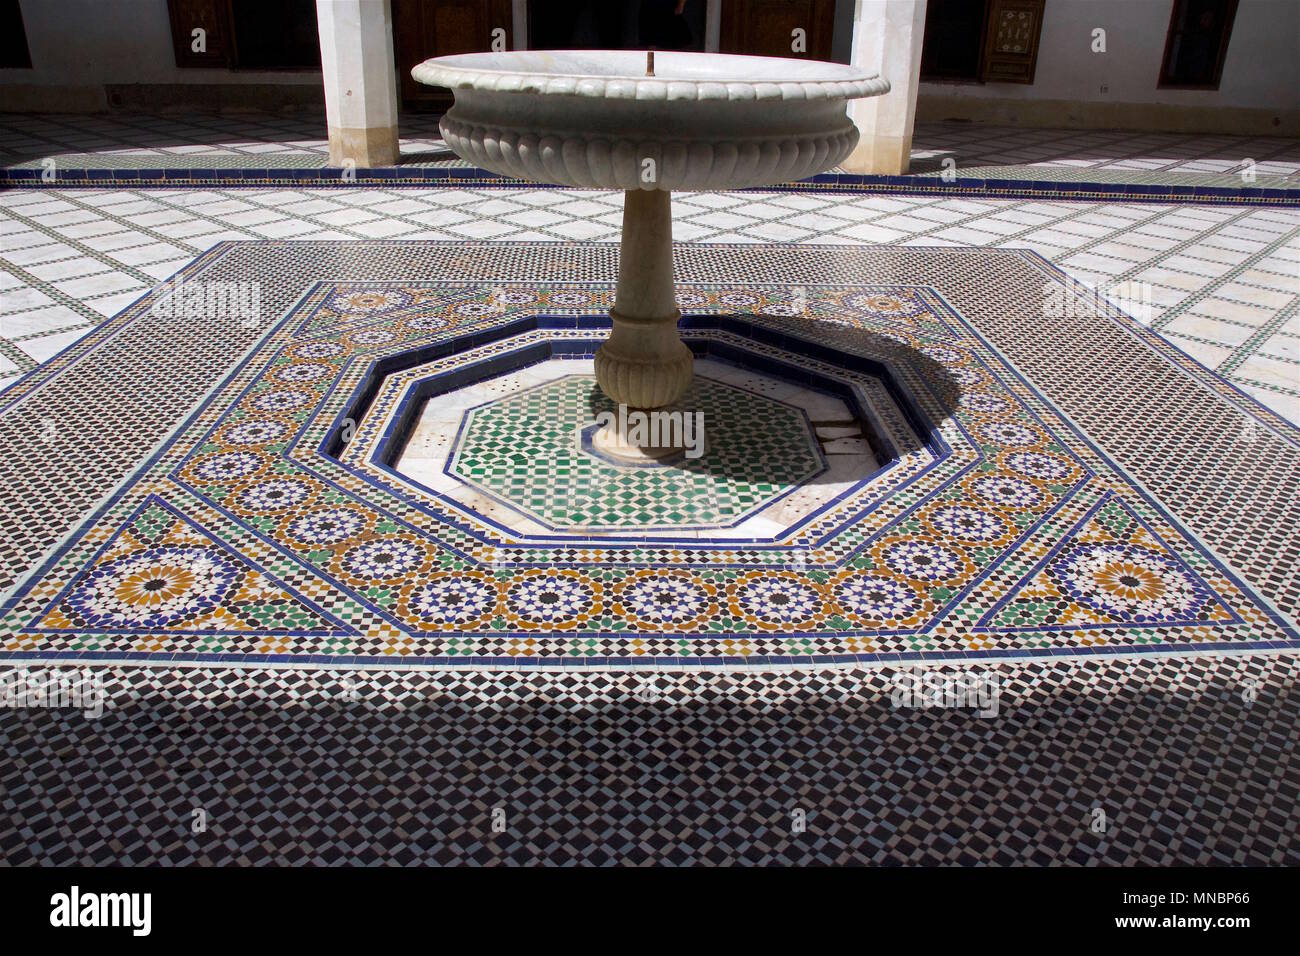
[2, 655, 1295, 865]
[909, 122, 1300, 189]
[0, 238, 1297, 863]
[0, 110, 452, 169]
[0, 241, 1295, 669]
[395, 357, 871, 535]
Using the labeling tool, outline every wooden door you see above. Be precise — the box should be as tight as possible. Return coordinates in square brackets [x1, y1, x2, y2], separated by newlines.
[980, 0, 1044, 84]
[394, 0, 514, 110]
[719, 0, 835, 60]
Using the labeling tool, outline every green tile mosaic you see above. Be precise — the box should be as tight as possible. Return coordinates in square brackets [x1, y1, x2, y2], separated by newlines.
[445, 374, 824, 530]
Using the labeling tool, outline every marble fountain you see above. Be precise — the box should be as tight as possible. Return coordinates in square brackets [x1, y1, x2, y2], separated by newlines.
[413, 49, 889, 460]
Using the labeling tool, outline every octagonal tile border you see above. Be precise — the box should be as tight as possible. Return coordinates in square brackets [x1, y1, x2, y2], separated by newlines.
[339, 319, 933, 544]
[325, 321, 947, 554]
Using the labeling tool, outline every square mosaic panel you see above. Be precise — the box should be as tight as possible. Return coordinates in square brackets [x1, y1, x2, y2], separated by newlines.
[1, 255, 1295, 668]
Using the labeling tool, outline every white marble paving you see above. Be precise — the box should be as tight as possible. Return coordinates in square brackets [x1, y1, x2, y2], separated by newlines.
[0, 183, 1296, 422]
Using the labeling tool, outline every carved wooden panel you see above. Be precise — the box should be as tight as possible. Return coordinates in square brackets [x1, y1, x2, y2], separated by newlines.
[394, 0, 513, 110]
[167, 0, 233, 68]
[720, 0, 836, 61]
[980, 0, 1044, 84]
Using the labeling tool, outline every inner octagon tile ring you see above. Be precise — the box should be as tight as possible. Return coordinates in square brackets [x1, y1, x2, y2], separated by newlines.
[0, 241, 1296, 672]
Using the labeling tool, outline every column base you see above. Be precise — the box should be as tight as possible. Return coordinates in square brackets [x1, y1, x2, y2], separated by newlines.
[840, 132, 913, 175]
[590, 411, 705, 466]
[327, 124, 400, 168]
[594, 312, 694, 410]
[594, 188, 694, 409]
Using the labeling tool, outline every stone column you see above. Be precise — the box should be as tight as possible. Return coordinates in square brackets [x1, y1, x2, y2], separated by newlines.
[316, 0, 400, 168]
[594, 189, 694, 411]
[841, 0, 927, 175]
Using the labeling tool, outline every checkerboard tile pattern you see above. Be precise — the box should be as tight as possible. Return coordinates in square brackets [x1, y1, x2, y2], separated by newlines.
[445, 372, 825, 530]
[0, 237, 1296, 864]
[2, 187, 1296, 421]
[1, 654, 1295, 864]
[5, 113, 1297, 189]
[910, 122, 1300, 189]
[0, 110, 450, 169]
[0, 102, 1296, 857]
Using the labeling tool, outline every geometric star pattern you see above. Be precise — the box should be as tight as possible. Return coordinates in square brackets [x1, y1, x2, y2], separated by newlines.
[1, 262, 1293, 667]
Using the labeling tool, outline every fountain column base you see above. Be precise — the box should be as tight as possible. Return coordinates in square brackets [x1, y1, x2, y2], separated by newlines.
[594, 189, 693, 409]
[590, 412, 703, 465]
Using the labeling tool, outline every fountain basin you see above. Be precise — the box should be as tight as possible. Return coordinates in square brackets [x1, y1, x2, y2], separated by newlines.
[414, 50, 888, 191]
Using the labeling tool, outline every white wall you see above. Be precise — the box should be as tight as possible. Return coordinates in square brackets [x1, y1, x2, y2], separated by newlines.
[919, 0, 1298, 111]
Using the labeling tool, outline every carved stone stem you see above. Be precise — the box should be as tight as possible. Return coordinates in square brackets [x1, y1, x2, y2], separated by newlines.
[593, 189, 694, 409]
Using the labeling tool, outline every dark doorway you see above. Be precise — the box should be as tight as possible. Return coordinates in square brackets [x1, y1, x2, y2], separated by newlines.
[229, 0, 321, 70]
[921, 0, 1043, 84]
[920, 0, 987, 81]
[719, 0, 835, 60]
[393, 0, 514, 111]
[1159, 0, 1239, 89]
[528, 0, 705, 52]
[0, 0, 32, 68]
[166, 0, 319, 71]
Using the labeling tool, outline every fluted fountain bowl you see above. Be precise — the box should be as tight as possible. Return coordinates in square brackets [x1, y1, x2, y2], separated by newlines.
[413, 50, 889, 191]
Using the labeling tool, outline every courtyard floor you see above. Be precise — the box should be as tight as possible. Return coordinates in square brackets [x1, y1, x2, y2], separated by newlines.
[0, 114, 1297, 864]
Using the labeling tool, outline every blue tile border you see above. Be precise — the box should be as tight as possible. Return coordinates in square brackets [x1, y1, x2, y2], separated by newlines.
[2, 163, 1297, 205]
[4, 638, 1298, 669]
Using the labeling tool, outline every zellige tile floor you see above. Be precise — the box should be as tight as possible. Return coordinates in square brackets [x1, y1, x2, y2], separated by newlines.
[1, 238, 1296, 862]
[3, 111, 1297, 187]
[1, 117, 1298, 864]
[908, 121, 1300, 188]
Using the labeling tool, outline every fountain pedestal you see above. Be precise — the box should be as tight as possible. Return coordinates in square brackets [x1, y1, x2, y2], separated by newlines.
[595, 189, 693, 409]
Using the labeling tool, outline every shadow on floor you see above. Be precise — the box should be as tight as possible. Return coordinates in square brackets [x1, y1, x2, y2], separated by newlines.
[0, 110, 450, 169]
[0, 654, 1294, 864]
[578, 322, 962, 487]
